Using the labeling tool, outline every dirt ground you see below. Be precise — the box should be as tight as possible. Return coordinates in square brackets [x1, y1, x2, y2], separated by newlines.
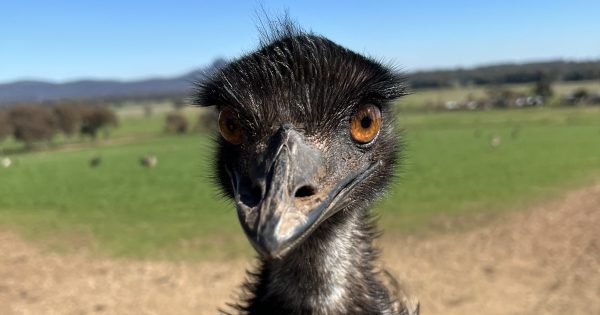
[1, 183, 599, 315]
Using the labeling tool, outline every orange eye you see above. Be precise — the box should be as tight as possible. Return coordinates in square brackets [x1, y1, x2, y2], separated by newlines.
[218, 107, 242, 145]
[350, 105, 381, 144]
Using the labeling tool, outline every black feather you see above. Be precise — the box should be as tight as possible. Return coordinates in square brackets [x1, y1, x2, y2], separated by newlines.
[195, 18, 417, 315]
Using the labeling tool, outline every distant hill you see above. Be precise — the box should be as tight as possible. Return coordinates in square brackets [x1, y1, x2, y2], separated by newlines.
[0, 58, 598, 106]
[0, 58, 227, 106]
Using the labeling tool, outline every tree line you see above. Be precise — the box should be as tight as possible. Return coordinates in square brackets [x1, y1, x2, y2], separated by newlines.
[0, 103, 118, 148]
[410, 60, 600, 88]
[163, 109, 218, 135]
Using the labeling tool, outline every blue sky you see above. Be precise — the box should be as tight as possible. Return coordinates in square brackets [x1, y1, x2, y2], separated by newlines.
[1, 0, 599, 83]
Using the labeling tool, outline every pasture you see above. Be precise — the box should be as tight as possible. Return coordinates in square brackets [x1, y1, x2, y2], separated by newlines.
[400, 80, 600, 110]
[1, 104, 600, 260]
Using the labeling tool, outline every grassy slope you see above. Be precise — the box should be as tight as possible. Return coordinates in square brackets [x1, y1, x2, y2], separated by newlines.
[378, 107, 600, 232]
[1, 107, 600, 260]
[0, 134, 248, 259]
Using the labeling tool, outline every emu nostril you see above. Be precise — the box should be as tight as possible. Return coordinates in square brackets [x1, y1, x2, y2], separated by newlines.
[239, 183, 263, 208]
[294, 185, 317, 198]
[251, 184, 263, 200]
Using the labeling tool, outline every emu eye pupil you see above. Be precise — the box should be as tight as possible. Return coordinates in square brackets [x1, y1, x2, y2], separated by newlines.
[226, 120, 236, 131]
[361, 116, 372, 129]
[350, 104, 381, 144]
[219, 107, 243, 145]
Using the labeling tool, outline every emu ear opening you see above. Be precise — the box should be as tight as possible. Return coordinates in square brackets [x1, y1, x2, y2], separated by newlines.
[350, 104, 381, 144]
[218, 107, 243, 145]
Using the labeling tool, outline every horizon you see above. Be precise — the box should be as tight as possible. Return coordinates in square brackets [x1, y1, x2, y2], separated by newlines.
[3, 57, 599, 85]
[2, 0, 599, 84]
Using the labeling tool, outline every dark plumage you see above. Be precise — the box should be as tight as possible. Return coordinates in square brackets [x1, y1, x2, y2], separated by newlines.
[196, 21, 418, 315]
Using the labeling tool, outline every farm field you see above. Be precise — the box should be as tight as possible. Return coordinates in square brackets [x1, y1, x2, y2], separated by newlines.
[401, 79, 600, 110]
[1, 105, 600, 260]
[2, 181, 598, 314]
[3, 2, 599, 313]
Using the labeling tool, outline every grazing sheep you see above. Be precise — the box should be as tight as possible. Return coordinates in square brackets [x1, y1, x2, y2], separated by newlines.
[1, 157, 11, 168]
[490, 135, 502, 148]
[89, 155, 102, 167]
[140, 155, 157, 168]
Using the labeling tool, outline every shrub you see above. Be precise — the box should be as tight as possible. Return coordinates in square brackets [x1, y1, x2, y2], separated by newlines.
[0, 111, 12, 142]
[194, 108, 218, 132]
[485, 86, 517, 108]
[533, 77, 553, 98]
[573, 88, 589, 101]
[52, 102, 82, 136]
[8, 105, 58, 147]
[563, 88, 590, 106]
[80, 106, 118, 139]
[165, 113, 188, 134]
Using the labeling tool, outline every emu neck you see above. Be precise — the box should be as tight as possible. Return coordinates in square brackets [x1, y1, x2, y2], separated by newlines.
[243, 208, 394, 315]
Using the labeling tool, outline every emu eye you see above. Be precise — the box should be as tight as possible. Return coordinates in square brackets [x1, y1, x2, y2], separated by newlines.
[350, 105, 381, 144]
[218, 107, 242, 145]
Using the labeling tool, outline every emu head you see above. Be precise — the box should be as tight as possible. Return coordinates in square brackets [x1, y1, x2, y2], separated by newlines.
[197, 31, 405, 259]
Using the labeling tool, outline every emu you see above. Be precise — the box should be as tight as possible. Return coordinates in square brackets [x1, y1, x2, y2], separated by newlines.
[196, 23, 418, 315]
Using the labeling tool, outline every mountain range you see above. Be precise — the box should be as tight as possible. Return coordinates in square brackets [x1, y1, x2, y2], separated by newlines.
[1, 59, 598, 106]
[0, 58, 227, 106]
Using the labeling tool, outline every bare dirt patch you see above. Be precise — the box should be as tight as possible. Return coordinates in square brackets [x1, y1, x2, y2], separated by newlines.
[381, 182, 600, 315]
[1, 183, 599, 315]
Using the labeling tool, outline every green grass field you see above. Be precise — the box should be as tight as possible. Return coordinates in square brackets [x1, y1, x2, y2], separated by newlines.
[1, 103, 600, 260]
[382, 107, 600, 232]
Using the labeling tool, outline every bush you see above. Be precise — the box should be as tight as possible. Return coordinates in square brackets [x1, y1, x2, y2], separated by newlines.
[562, 88, 590, 106]
[52, 102, 82, 136]
[165, 113, 188, 134]
[0, 111, 13, 142]
[573, 88, 589, 101]
[194, 108, 218, 132]
[8, 105, 58, 147]
[485, 86, 517, 108]
[80, 106, 118, 139]
[533, 78, 553, 98]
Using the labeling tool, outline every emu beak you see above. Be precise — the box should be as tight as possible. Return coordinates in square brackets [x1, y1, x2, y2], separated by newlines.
[230, 126, 378, 259]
